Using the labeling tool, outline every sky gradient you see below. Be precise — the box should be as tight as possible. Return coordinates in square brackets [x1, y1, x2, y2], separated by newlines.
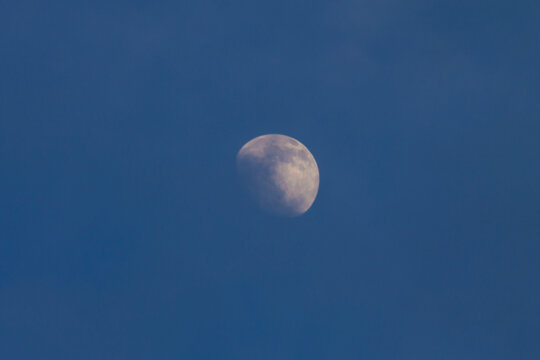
[1, 1, 539, 359]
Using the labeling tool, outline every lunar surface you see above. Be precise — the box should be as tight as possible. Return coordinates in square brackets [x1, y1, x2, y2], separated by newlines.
[236, 134, 319, 217]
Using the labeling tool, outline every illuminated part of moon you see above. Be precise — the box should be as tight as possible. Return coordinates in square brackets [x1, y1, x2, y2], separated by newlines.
[236, 134, 319, 217]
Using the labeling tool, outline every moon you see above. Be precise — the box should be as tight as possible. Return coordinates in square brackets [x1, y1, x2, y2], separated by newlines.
[236, 134, 319, 217]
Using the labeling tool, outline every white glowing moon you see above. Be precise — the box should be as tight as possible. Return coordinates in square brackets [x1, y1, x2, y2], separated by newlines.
[236, 134, 319, 217]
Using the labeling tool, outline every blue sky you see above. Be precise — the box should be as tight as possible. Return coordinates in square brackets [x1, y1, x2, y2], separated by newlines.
[1, 1, 539, 359]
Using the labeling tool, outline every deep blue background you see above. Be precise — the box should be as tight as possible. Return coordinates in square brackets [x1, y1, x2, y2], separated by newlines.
[1, 1, 539, 358]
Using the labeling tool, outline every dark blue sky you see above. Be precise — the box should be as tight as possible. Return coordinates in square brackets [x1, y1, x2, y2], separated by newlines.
[1, 1, 539, 358]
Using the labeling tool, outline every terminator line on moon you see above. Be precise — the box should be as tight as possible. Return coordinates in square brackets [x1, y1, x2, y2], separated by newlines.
[236, 134, 319, 217]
